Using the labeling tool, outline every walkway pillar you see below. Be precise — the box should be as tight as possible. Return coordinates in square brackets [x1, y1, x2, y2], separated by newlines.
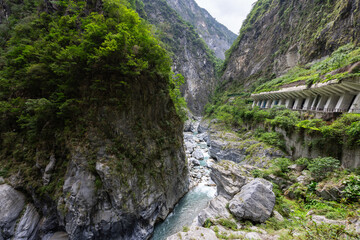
[279, 99, 286, 106]
[265, 100, 273, 109]
[293, 98, 304, 110]
[349, 93, 360, 113]
[316, 96, 328, 111]
[324, 96, 340, 112]
[302, 97, 314, 110]
[285, 99, 295, 109]
[335, 94, 356, 112]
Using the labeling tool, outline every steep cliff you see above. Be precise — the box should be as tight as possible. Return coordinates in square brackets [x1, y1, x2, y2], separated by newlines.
[165, 0, 237, 60]
[222, 0, 360, 88]
[139, 0, 217, 115]
[0, 0, 188, 239]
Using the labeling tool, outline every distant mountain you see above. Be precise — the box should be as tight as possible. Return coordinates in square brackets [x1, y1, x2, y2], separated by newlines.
[140, 0, 217, 115]
[165, 0, 237, 60]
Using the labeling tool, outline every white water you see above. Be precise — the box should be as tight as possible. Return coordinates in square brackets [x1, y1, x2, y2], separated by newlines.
[151, 184, 216, 240]
[151, 121, 216, 240]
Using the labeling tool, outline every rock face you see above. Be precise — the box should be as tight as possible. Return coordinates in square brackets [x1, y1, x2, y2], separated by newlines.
[229, 179, 275, 223]
[140, 0, 217, 115]
[0, 27, 189, 240]
[222, 0, 360, 87]
[210, 161, 253, 200]
[165, 0, 237, 60]
[0, 184, 41, 240]
[207, 125, 285, 167]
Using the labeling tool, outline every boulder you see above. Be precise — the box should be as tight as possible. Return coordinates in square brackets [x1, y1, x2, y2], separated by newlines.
[167, 226, 217, 240]
[191, 159, 201, 166]
[197, 119, 210, 133]
[229, 179, 275, 223]
[210, 160, 252, 200]
[185, 142, 196, 153]
[0, 184, 26, 239]
[196, 195, 231, 226]
[184, 119, 193, 132]
[193, 150, 204, 160]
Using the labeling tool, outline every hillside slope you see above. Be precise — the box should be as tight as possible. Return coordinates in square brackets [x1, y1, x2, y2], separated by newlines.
[165, 0, 237, 60]
[222, 0, 360, 89]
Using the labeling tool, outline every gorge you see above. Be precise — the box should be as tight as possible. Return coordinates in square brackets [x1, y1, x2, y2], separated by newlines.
[0, 0, 360, 239]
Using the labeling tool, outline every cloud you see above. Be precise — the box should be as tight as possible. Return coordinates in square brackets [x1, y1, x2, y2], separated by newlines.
[194, 0, 257, 34]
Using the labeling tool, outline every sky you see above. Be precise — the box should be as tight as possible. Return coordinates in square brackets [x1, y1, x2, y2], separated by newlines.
[194, 0, 257, 34]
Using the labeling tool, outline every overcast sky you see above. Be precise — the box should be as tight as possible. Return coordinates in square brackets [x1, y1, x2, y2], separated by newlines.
[194, 0, 257, 34]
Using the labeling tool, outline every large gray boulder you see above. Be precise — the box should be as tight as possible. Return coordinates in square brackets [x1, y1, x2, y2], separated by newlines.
[0, 184, 26, 239]
[196, 195, 230, 226]
[210, 160, 253, 200]
[229, 179, 275, 223]
[192, 150, 204, 160]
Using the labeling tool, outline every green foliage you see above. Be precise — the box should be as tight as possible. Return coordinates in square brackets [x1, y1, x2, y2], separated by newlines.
[0, 0, 185, 198]
[169, 73, 187, 121]
[343, 175, 360, 202]
[217, 218, 238, 231]
[308, 157, 340, 181]
[255, 130, 286, 150]
[253, 44, 360, 94]
[203, 218, 214, 228]
[182, 226, 189, 232]
[269, 109, 300, 131]
[272, 158, 292, 173]
[300, 221, 359, 240]
[295, 158, 311, 168]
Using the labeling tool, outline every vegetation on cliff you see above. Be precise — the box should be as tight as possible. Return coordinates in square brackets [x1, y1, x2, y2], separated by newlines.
[221, 0, 360, 87]
[0, 0, 186, 198]
[254, 44, 360, 94]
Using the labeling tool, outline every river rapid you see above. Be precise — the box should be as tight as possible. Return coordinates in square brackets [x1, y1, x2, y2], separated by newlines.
[151, 119, 216, 240]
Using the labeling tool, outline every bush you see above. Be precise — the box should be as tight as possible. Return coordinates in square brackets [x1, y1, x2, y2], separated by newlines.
[301, 221, 359, 239]
[295, 157, 311, 169]
[343, 175, 360, 202]
[273, 158, 292, 173]
[217, 218, 238, 231]
[308, 157, 340, 181]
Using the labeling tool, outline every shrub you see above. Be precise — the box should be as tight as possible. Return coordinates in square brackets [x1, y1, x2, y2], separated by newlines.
[308, 157, 340, 181]
[217, 218, 238, 231]
[301, 221, 359, 239]
[182, 226, 189, 232]
[203, 219, 213, 228]
[343, 175, 360, 202]
[295, 157, 311, 169]
[273, 158, 292, 173]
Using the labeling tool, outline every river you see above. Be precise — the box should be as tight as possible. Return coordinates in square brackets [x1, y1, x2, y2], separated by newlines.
[151, 120, 216, 240]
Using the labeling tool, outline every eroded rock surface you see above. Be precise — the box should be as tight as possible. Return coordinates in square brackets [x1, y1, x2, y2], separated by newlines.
[210, 160, 253, 200]
[229, 179, 275, 223]
[0, 184, 26, 239]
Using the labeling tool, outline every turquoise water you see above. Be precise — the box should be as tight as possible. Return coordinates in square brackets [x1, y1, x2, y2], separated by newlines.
[151, 184, 216, 240]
